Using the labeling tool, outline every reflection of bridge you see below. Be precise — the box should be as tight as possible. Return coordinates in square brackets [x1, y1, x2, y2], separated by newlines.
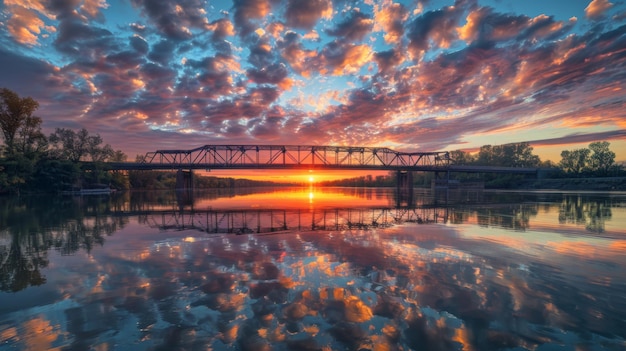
[136, 207, 449, 234]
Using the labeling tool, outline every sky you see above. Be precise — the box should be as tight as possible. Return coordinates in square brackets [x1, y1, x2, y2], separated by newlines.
[1, 0, 625, 173]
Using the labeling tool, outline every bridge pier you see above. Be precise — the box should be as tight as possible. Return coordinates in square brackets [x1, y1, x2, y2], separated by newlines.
[395, 171, 414, 207]
[176, 169, 194, 209]
[176, 169, 194, 191]
[431, 170, 451, 189]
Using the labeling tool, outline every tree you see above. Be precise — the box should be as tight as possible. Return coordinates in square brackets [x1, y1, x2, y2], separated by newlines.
[49, 128, 89, 162]
[559, 142, 618, 177]
[476, 142, 540, 167]
[508, 142, 541, 167]
[110, 150, 128, 162]
[87, 134, 114, 162]
[559, 149, 591, 175]
[49, 128, 113, 162]
[0, 88, 41, 155]
[449, 150, 475, 165]
[16, 115, 47, 157]
[588, 141, 615, 176]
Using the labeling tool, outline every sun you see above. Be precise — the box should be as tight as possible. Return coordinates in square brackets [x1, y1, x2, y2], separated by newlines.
[309, 176, 315, 183]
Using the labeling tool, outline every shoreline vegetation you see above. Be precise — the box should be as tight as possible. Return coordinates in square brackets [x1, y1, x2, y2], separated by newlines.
[1, 88, 624, 195]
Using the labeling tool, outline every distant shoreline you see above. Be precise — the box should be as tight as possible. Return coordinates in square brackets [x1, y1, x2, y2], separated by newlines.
[511, 177, 626, 191]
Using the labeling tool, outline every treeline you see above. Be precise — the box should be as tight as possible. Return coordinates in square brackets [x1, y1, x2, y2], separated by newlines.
[319, 142, 623, 189]
[0, 88, 128, 194]
[448, 142, 621, 188]
[319, 174, 395, 187]
[452, 141, 621, 177]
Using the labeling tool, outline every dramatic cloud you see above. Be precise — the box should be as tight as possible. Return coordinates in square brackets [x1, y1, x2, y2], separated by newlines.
[407, 5, 463, 60]
[0, 0, 624, 160]
[585, 0, 614, 20]
[232, 0, 272, 38]
[130, 0, 210, 40]
[322, 41, 373, 75]
[285, 0, 333, 30]
[247, 62, 289, 85]
[207, 18, 235, 41]
[5, 4, 55, 46]
[326, 10, 374, 41]
[374, 49, 403, 74]
[372, 0, 409, 44]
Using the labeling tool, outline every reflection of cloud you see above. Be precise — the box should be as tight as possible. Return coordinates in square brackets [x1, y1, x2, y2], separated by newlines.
[0, 316, 62, 351]
[3, 193, 626, 350]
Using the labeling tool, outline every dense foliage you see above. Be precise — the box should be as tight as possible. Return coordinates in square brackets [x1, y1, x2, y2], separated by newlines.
[446, 142, 622, 188]
[312, 141, 620, 189]
[0, 89, 125, 194]
[559, 141, 619, 177]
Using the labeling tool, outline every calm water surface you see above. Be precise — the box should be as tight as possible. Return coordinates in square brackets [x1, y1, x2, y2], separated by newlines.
[1, 187, 625, 351]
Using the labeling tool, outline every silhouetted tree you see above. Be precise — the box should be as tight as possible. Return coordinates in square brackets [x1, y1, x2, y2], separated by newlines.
[559, 142, 618, 177]
[449, 150, 475, 165]
[16, 115, 47, 157]
[0, 88, 43, 156]
[476, 142, 540, 167]
[49, 128, 114, 162]
[588, 141, 615, 176]
[559, 148, 591, 176]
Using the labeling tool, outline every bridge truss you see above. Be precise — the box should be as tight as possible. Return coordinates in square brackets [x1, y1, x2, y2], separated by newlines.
[142, 145, 451, 171]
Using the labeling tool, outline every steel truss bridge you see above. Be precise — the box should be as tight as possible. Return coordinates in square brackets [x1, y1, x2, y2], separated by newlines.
[136, 206, 448, 234]
[107, 144, 541, 175]
[123, 145, 452, 171]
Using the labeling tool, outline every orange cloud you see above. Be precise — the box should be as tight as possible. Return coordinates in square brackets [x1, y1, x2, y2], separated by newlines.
[585, 0, 614, 20]
[457, 8, 483, 42]
[266, 22, 285, 39]
[373, 0, 408, 44]
[329, 44, 373, 76]
[6, 5, 55, 46]
[208, 18, 235, 38]
[281, 42, 319, 78]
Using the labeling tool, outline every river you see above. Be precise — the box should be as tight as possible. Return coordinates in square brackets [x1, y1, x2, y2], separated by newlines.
[1, 187, 625, 351]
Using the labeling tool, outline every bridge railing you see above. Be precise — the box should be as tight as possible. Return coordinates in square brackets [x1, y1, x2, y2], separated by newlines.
[142, 145, 451, 169]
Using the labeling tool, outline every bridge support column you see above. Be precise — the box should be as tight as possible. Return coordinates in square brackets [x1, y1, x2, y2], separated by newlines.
[396, 170, 414, 192]
[176, 169, 194, 191]
[396, 171, 414, 207]
[176, 169, 194, 209]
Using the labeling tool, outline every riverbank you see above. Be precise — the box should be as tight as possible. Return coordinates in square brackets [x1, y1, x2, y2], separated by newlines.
[516, 177, 626, 191]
